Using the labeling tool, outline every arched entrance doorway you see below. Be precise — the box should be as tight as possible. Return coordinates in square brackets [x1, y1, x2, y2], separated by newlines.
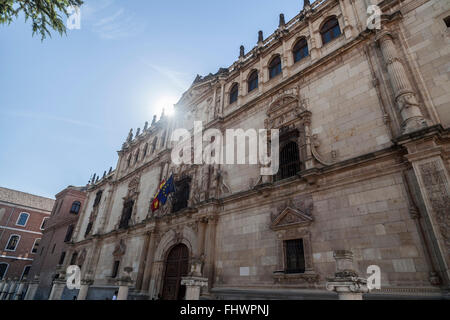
[161, 243, 189, 300]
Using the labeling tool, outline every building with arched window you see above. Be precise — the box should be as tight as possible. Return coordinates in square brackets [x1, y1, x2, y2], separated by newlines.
[268, 55, 282, 79]
[229, 83, 239, 104]
[247, 70, 258, 93]
[292, 38, 309, 63]
[26, 0, 450, 300]
[320, 16, 341, 45]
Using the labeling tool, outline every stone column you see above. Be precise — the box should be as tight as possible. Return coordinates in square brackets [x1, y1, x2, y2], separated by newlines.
[24, 276, 40, 300]
[307, 18, 320, 60]
[150, 261, 164, 299]
[339, 0, 354, 39]
[219, 81, 225, 116]
[376, 30, 428, 134]
[198, 218, 207, 256]
[77, 279, 93, 300]
[14, 279, 27, 300]
[181, 276, 208, 300]
[141, 231, 157, 293]
[135, 232, 151, 292]
[203, 216, 218, 289]
[48, 279, 66, 300]
[302, 111, 314, 170]
[326, 250, 368, 300]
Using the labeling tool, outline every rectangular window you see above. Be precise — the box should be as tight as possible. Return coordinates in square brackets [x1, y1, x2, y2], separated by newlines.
[64, 225, 74, 242]
[285, 239, 305, 274]
[58, 252, 66, 265]
[70, 252, 78, 265]
[85, 222, 93, 237]
[172, 178, 191, 213]
[119, 201, 134, 229]
[93, 191, 103, 208]
[112, 261, 120, 278]
[31, 238, 41, 253]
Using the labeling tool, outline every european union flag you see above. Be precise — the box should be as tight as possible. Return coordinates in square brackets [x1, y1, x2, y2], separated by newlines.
[158, 175, 175, 205]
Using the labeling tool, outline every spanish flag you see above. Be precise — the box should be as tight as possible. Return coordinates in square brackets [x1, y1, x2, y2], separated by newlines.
[151, 180, 165, 212]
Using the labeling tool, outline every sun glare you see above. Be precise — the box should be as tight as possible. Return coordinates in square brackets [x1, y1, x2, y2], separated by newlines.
[154, 95, 178, 118]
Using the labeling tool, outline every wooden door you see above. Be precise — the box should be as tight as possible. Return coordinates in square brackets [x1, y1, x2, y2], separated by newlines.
[161, 244, 189, 300]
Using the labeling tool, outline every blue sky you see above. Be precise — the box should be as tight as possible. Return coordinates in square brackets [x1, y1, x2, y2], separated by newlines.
[0, 0, 304, 199]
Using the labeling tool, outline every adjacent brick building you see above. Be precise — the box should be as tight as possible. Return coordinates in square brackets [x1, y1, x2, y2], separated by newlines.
[0, 187, 54, 282]
[28, 186, 87, 300]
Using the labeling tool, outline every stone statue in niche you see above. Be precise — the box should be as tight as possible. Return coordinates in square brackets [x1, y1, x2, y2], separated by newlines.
[216, 169, 231, 196]
[113, 239, 126, 258]
[128, 175, 140, 197]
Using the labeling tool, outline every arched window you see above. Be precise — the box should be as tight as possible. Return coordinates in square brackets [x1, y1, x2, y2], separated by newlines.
[21, 265, 31, 280]
[31, 238, 40, 253]
[293, 38, 309, 63]
[161, 130, 167, 147]
[16, 212, 29, 226]
[143, 143, 148, 157]
[320, 16, 341, 45]
[127, 154, 132, 167]
[229, 83, 239, 104]
[135, 149, 140, 164]
[40, 217, 49, 230]
[70, 201, 81, 214]
[5, 234, 20, 251]
[248, 70, 258, 93]
[0, 263, 9, 280]
[152, 137, 158, 154]
[269, 55, 282, 79]
[278, 141, 301, 180]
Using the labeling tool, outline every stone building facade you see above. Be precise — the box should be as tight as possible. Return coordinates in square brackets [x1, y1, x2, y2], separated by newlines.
[0, 187, 54, 299]
[27, 186, 87, 300]
[41, 0, 450, 300]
